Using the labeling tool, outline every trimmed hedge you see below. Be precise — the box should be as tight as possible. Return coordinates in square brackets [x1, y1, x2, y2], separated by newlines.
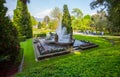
[18, 36, 26, 42]
[34, 33, 46, 37]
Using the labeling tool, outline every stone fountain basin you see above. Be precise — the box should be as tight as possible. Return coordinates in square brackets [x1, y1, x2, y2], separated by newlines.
[33, 38, 98, 61]
[45, 39, 74, 46]
[44, 39, 55, 44]
[55, 41, 74, 46]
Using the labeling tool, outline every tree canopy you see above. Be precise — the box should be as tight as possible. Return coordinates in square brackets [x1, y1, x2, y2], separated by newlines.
[51, 7, 62, 20]
[72, 8, 83, 19]
[90, 0, 120, 33]
[43, 15, 50, 26]
[91, 11, 108, 31]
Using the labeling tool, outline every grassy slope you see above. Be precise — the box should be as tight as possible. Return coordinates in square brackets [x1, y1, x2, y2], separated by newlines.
[16, 35, 120, 77]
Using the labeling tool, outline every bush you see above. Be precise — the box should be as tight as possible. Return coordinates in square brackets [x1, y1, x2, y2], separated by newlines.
[112, 33, 120, 36]
[14, 48, 24, 66]
[18, 36, 26, 42]
[0, 0, 20, 65]
[34, 33, 46, 37]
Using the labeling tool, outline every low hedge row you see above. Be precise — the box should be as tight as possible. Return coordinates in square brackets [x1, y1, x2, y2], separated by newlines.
[34, 33, 46, 37]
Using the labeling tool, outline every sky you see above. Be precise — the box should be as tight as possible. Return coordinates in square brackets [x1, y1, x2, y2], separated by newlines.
[5, 0, 101, 19]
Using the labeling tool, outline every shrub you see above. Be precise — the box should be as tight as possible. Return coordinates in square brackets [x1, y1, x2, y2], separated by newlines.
[14, 48, 24, 65]
[0, 0, 20, 63]
[34, 33, 46, 37]
[18, 36, 26, 42]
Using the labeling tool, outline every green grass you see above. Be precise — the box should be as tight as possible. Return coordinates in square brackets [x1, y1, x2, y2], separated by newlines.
[16, 35, 120, 77]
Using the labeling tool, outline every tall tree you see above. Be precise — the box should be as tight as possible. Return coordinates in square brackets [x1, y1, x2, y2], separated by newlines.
[13, 0, 32, 39]
[82, 15, 92, 31]
[90, 0, 120, 33]
[72, 8, 83, 19]
[72, 15, 92, 31]
[62, 4, 72, 34]
[0, 0, 20, 63]
[51, 7, 62, 20]
[43, 15, 50, 26]
[51, 7, 62, 30]
[91, 11, 108, 31]
[20, 0, 30, 4]
[71, 8, 83, 31]
[38, 21, 42, 29]
[31, 16, 38, 26]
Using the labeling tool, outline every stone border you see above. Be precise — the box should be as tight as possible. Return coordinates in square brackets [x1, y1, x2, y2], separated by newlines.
[33, 38, 99, 61]
[33, 39, 39, 61]
[33, 38, 70, 61]
[79, 44, 98, 50]
[38, 50, 70, 60]
[18, 49, 24, 72]
[18, 55, 24, 72]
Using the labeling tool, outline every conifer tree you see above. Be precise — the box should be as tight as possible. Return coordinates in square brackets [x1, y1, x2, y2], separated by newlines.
[0, 0, 20, 62]
[13, 0, 32, 39]
[38, 22, 42, 29]
[62, 4, 72, 34]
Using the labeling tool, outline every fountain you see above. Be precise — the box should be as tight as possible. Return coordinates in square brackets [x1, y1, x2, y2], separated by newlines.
[56, 19, 73, 44]
[57, 21, 73, 44]
[45, 18, 74, 46]
[33, 17, 98, 60]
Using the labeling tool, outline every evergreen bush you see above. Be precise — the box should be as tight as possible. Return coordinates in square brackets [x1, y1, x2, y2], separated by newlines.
[0, 0, 20, 63]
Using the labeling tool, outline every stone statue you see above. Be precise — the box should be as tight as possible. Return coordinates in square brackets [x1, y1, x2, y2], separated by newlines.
[54, 33, 58, 42]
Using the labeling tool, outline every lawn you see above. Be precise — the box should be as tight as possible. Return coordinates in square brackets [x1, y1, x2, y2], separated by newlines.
[16, 35, 120, 77]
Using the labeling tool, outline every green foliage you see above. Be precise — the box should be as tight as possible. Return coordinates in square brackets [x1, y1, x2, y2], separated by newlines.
[34, 33, 46, 37]
[38, 22, 42, 29]
[71, 8, 93, 32]
[41, 21, 47, 28]
[18, 35, 26, 42]
[62, 4, 72, 34]
[72, 14, 92, 31]
[14, 48, 24, 65]
[90, 0, 120, 33]
[13, 0, 32, 39]
[72, 18, 81, 30]
[33, 28, 51, 37]
[0, 0, 20, 62]
[82, 15, 92, 30]
[38, 21, 51, 29]
[31, 16, 38, 26]
[16, 35, 120, 77]
[25, 13, 32, 38]
[48, 20, 58, 30]
[72, 8, 83, 19]
[91, 11, 108, 32]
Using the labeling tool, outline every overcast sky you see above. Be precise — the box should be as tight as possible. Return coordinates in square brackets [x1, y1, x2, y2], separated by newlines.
[5, 0, 101, 18]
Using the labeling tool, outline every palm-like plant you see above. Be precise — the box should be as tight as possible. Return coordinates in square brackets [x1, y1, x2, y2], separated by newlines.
[72, 8, 83, 19]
